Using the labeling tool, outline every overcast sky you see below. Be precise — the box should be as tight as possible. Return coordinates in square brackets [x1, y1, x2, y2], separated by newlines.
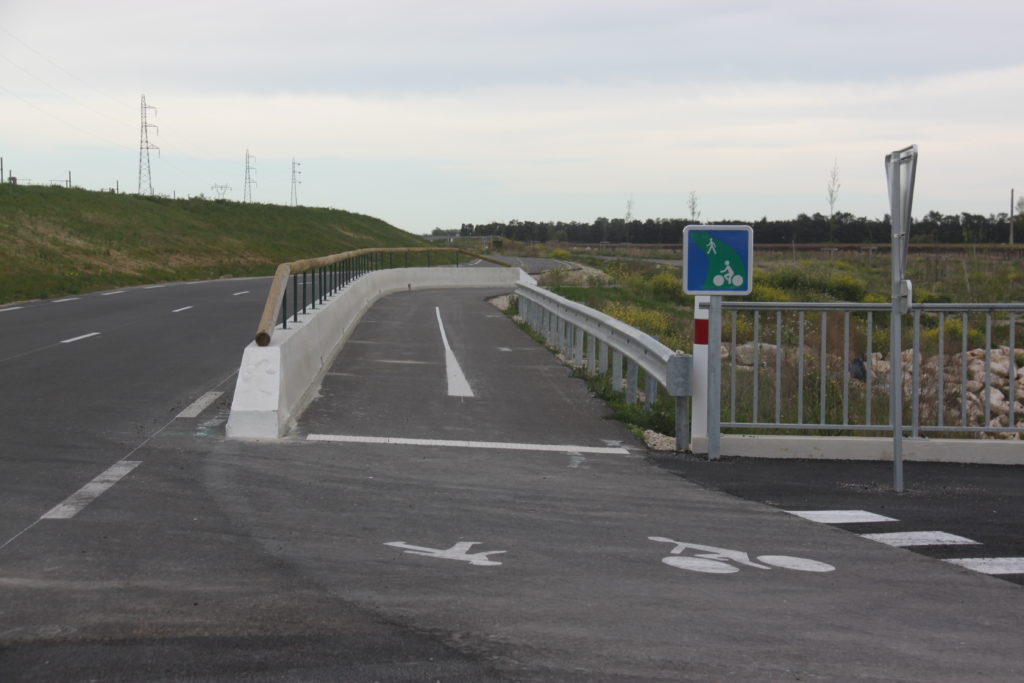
[2, 0, 1022, 234]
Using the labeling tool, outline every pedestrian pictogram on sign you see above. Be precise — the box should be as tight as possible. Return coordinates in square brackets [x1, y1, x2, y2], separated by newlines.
[682, 225, 753, 295]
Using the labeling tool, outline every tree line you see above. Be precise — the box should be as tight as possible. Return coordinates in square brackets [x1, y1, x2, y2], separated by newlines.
[438, 211, 1022, 245]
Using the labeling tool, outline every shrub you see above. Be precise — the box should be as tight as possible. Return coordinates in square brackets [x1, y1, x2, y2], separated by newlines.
[649, 271, 682, 302]
[825, 274, 867, 301]
[602, 301, 670, 338]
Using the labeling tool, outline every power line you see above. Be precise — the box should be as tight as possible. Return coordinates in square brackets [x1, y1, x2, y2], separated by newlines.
[138, 95, 159, 195]
[0, 26, 134, 116]
[211, 184, 232, 199]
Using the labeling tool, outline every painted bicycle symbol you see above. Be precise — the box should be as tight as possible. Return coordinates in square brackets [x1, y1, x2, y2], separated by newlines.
[649, 537, 835, 574]
[711, 260, 744, 288]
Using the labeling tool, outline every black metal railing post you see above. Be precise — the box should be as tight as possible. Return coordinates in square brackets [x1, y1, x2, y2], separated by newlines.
[281, 289, 288, 329]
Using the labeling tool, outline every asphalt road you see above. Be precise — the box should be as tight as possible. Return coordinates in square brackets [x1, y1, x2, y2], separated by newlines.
[2, 283, 1023, 681]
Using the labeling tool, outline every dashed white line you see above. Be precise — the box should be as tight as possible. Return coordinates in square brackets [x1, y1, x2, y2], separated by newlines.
[144, 285, 167, 289]
[435, 307, 473, 397]
[786, 510, 899, 524]
[861, 531, 980, 547]
[52, 297, 79, 303]
[944, 557, 1024, 575]
[307, 433, 630, 455]
[100, 290, 125, 296]
[172, 306, 193, 313]
[41, 461, 141, 520]
[0, 306, 23, 313]
[60, 332, 101, 344]
[176, 391, 224, 418]
[232, 290, 250, 296]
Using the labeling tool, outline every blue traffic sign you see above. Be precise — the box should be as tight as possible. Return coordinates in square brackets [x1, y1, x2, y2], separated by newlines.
[682, 225, 753, 295]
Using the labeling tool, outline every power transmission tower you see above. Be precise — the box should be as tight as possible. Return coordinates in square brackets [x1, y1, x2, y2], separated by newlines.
[138, 95, 159, 195]
[243, 150, 256, 202]
[210, 184, 232, 199]
[290, 158, 302, 206]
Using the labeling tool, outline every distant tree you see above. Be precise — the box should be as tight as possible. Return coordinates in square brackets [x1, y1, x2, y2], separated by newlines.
[687, 190, 701, 223]
[826, 159, 840, 218]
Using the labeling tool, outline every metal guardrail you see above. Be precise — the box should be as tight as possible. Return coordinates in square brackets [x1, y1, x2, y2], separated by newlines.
[515, 282, 692, 449]
[254, 247, 509, 346]
[713, 300, 1024, 438]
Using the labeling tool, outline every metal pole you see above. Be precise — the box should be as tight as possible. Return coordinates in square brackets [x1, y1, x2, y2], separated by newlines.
[708, 296, 723, 460]
[889, 159, 904, 493]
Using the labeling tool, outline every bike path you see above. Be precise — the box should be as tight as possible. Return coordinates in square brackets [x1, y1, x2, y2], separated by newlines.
[212, 288, 1024, 680]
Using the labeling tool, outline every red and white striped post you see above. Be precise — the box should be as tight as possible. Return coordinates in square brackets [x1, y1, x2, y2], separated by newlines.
[691, 294, 710, 451]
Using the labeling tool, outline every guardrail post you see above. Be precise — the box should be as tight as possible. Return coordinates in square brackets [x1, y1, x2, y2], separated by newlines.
[598, 340, 609, 375]
[626, 360, 638, 404]
[612, 349, 623, 391]
[645, 372, 657, 412]
[666, 353, 693, 452]
[574, 326, 584, 367]
[587, 334, 597, 374]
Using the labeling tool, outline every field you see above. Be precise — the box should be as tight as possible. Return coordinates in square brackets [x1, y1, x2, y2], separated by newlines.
[491, 239, 1024, 439]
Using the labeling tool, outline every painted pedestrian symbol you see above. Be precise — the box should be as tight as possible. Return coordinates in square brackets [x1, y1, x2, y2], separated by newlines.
[384, 541, 506, 566]
[649, 537, 835, 574]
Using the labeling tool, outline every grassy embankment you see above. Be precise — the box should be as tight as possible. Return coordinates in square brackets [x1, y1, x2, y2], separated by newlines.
[494, 240, 1024, 439]
[0, 184, 426, 304]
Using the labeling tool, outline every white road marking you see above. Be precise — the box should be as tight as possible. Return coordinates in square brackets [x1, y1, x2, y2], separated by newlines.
[860, 531, 980, 547]
[384, 541, 505, 567]
[0, 306, 23, 312]
[497, 347, 512, 352]
[786, 510, 899, 524]
[435, 307, 473, 397]
[144, 285, 166, 289]
[232, 290, 250, 296]
[100, 290, 125, 296]
[60, 332, 101, 344]
[52, 297, 79, 303]
[176, 391, 224, 419]
[172, 306, 193, 313]
[374, 359, 435, 365]
[307, 433, 630, 455]
[944, 557, 1024, 575]
[41, 461, 141, 520]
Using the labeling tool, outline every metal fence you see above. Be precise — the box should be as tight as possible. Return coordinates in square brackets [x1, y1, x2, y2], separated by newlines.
[515, 282, 692, 449]
[254, 247, 508, 346]
[713, 301, 1024, 438]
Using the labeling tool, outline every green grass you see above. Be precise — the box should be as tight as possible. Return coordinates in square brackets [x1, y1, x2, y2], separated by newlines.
[0, 184, 426, 303]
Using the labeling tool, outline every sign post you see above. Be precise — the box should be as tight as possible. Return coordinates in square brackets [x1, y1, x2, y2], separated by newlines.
[683, 225, 753, 460]
[885, 145, 918, 493]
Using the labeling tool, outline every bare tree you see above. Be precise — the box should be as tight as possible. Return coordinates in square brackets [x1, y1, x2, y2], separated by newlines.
[687, 190, 701, 223]
[826, 158, 840, 218]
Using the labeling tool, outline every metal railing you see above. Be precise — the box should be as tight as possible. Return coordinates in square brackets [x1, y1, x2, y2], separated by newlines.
[254, 248, 509, 346]
[713, 300, 1024, 438]
[515, 282, 692, 449]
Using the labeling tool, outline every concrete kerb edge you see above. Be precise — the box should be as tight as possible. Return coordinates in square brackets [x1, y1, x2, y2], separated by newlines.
[225, 267, 536, 439]
[689, 434, 1023, 465]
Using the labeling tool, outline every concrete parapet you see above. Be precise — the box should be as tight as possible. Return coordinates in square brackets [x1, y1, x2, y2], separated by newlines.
[227, 266, 535, 439]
